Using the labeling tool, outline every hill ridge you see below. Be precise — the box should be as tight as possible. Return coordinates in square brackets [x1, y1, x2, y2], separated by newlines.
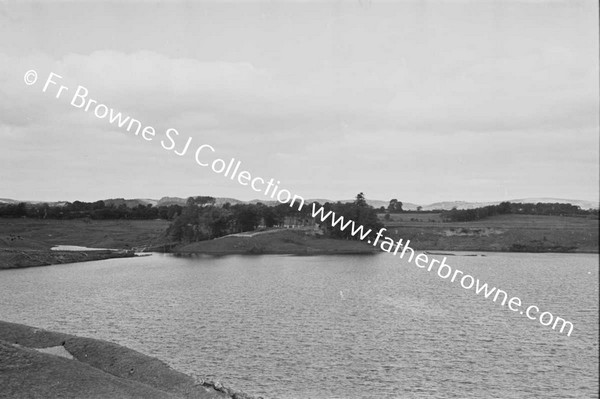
[1, 197, 597, 210]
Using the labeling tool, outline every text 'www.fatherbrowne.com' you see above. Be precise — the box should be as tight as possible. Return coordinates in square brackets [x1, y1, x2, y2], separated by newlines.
[25, 69, 575, 337]
[310, 203, 574, 336]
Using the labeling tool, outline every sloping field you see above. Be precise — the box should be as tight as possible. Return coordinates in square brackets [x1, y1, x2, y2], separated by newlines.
[176, 229, 378, 255]
[382, 214, 598, 253]
[0, 219, 170, 250]
[0, 219, 170, 269]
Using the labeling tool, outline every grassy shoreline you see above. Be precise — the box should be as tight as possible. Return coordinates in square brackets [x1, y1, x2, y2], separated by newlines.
[0, 249, 136, 270]
[0, 215, 597, 269]
[0, 218, 169, 270]
[172, 229, 379, 256]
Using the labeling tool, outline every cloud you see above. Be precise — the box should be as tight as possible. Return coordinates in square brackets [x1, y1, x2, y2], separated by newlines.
[0, 37, 597, 202]
[1, 46, 597, 140]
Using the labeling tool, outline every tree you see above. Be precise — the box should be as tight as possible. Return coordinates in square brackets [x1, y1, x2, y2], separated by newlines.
[16, 203, 27, 217]
[498, 201, 511, 214]
[388, 199, 403, 213]
[186, 196, 215, 207]
[232, 204, 261, 232]
[355, 192, 367, 207]
[206, 207, 233, 238]
[261, 206, 279, 227]
[319, 194, 383, 240]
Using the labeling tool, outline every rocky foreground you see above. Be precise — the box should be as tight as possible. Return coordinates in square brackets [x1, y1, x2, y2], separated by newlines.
[0, 321, 260, 399]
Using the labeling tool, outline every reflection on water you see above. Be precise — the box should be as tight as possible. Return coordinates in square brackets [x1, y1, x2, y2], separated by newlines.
[0, 252, 598, 398]
[50, 245, 114, 251]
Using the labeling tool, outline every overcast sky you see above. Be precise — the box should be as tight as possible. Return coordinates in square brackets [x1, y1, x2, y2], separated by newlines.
[1, 0, 598, 204]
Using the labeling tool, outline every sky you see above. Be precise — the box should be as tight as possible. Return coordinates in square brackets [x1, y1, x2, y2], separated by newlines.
[0, 0, 598, 204]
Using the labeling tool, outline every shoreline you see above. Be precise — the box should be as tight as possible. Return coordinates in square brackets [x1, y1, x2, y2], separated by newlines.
[170, 247, 599, 256]
[0, 217, 596, 270]
[172, 249, 379, 256]
[1, 244, 596, 271]
[0, 249, 137, 270]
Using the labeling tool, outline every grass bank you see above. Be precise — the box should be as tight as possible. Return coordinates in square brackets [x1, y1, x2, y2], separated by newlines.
[0, 218, 171, 269]
[0, 249, 135, 270]
[175, 228, 378, 255]
[381, 213, 598, 253]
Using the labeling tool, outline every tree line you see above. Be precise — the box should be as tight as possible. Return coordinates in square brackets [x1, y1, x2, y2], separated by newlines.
[441, 201, 598, 222]
[0, 201, 183, 220]
[318, 193, 383, 240]
[165, 196, 313, 242]
[166, 193, 383, 243]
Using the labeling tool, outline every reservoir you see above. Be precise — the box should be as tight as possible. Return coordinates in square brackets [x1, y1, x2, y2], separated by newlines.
[0, 252, 597, 398]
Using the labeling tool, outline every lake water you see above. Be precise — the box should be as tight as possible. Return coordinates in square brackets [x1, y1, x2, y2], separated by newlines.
[0, 252, 598, 398]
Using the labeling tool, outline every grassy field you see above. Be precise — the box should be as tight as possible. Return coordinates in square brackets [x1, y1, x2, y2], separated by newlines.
[0, 219, 171, 269]
[0, 218, 171, 250]
[0, 213, 596, 268]
[380, 213, 598, 253]
[176, 228, 378, 255]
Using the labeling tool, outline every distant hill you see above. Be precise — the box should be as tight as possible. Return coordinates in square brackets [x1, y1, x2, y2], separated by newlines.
[1, 196, 597, 210]
[0, 198, 68, 207]
[421, 198, 599, 211]
[215, 198, 245, 206]
[156, 197, 187, 207]
[308, 199, 420, 210]
[421, 201, 497, 211]
[247, 199, 278, 206]
[509, 198, 599, 211]
[0, 198, 19, 204]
